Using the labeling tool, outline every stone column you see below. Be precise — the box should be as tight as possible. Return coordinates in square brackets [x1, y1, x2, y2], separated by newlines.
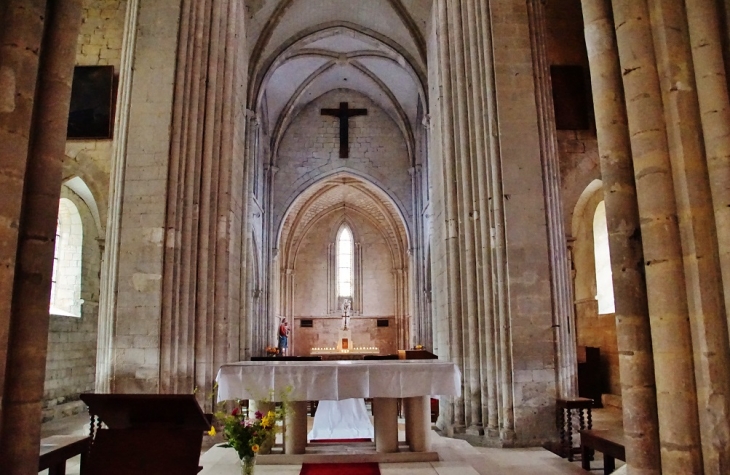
[446, 0, 483, 436]
[467, 0, 498, 438]
[581, 0, 661, 473]
[611, 1, 703, 472]
[158, 0, 247, 406]
[649, 1, 730, 472]
[284, 400, 307, 454]
[0, 1, 83, 473]
[435, 0, 465, 434]
[526, 0, 578, 398]
[373, 398, 399, 453]
[0, 1, 47, 436]
[477, 0, 512, 439]
[96, 0, 140, 394]
[434, 0, 525, 442]
[685, 0, 730, 342]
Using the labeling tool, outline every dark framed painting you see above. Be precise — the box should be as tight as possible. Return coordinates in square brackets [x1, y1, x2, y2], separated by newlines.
[67, 65, 115, 139]
[550, 65, 591, 131]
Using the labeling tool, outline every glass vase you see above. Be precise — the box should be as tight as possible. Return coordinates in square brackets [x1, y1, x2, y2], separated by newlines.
[240, 455, 255, 475]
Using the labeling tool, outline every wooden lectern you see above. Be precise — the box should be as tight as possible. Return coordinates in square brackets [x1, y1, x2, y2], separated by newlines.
[80, 393, 210, 475]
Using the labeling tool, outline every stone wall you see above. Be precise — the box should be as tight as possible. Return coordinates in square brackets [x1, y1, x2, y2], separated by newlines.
[292, 317, 397, 356]
[558, 129, 600, 229]
[291, 209, 396, 318]
[43, 187, 101, 421]
[274, 89, 412, 234]
[64, 0, 126, 204]
[41, 0, 126, 421]
[544, 0, 619, 398]
[77, 0, 127, 67]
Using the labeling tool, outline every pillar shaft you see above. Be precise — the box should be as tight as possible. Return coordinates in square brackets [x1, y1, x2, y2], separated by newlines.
[685, 0, 730, 347]
[476, 0, 513, 436]
[526, 0, 578, 398]
[435, 0, 465, 433]
[0, 1, 83, 473]
[469, 0, 499, 436]
[0, 0, 48, 436]
[581, 0, 661, 473]
[649, 1, 730, 472]
[96, 0, 140, 394]
[446, 0, 482, 435]
[159, 0, 246, 407]
[611, 0, 703, 472]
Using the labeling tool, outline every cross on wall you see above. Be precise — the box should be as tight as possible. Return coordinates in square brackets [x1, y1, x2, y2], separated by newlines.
[321, 102, 368, 158]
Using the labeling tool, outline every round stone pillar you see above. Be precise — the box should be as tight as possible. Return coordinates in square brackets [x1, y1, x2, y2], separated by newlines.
[581, 0, 661, 473]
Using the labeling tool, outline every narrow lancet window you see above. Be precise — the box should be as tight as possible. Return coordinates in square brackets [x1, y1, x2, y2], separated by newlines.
[593, 201, 615, 314]
[337, 225, 353, 298]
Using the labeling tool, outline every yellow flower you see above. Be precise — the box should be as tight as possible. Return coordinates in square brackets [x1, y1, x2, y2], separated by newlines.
[252, 444, 260, 453]
[261, 410, 276, 429]
[207, 426, 216, 436]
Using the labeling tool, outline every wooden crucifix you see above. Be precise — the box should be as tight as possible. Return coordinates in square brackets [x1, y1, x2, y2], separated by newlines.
[321, 102, 367, 158]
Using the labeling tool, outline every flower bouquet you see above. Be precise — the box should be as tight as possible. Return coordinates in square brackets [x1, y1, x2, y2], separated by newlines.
[213, 401, 282, 475]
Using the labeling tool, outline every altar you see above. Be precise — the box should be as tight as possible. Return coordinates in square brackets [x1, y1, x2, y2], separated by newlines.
[215, 359, 461, 462]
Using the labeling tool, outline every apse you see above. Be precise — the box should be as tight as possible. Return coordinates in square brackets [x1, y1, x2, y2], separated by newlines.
[276, 174, 410, 356]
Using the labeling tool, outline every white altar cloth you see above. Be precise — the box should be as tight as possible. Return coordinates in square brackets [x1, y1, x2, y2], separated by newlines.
[307, 399, 374, 441]
[215, 360, 461, 402]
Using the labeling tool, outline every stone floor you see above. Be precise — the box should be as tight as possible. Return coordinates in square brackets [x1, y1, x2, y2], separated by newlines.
[39, 407, 625, 475]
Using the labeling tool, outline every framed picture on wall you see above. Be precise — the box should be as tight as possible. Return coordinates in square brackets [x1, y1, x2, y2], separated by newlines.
[67, 65, 115, 140]
[550, 65, 591, 131]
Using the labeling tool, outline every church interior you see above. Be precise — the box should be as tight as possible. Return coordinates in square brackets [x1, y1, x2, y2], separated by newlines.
[1, 0, 730, 474]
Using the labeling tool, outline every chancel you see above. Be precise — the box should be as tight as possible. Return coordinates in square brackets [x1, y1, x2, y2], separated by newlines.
[3, 1, 730, 474]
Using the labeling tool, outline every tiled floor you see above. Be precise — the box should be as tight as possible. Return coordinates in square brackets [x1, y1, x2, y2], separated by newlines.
[198, 432, 591, 474]
[39, 408, 626, 474]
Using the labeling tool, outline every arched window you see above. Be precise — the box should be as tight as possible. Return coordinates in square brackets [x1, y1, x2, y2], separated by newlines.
[50, 198, 83, 317]
[593, 201, 615, 314]
[337, 225, 353, 298]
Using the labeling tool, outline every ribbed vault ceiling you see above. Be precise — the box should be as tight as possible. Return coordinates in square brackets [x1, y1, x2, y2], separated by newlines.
[279, 174, 409, 268]
[246, 0, 432, 156]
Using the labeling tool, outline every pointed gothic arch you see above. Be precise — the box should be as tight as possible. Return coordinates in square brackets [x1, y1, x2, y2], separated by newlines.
[276, 172, 410, 353]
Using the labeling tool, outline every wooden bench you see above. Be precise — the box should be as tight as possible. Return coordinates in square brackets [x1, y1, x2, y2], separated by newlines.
[39, 435, 89, 475]
[580, 429, 626, 475]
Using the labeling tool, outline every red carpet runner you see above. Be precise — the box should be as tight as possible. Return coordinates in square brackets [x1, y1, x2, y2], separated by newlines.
[299, 463, 380, 475]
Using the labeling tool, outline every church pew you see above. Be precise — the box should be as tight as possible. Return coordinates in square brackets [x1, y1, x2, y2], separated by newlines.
[580, 429, 626, 475]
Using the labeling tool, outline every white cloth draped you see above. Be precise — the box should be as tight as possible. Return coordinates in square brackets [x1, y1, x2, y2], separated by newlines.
[307, 399, 375, 441]
[215, 360, 461, 402]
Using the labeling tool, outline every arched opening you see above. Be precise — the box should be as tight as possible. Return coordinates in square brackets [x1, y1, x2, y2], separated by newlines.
[593, 201, 615, 314]
[336, 224, 354, 299]
[44, 184, 102, 422]
[276, 173, 409, 356]
[50, 198, 83, 317]
[571, 181, 620, 401]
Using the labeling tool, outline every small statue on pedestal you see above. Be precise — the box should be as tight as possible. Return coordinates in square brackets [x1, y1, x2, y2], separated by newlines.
[278, 317, 289, 356]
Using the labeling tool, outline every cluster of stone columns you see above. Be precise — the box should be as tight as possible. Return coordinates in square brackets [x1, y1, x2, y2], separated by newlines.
[582, 0, 730, 473]
[430, 0, 515, 442]
[526, 0, 579, 400]
[0, 1, 84, 473]
[158, 0, 248, 408]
